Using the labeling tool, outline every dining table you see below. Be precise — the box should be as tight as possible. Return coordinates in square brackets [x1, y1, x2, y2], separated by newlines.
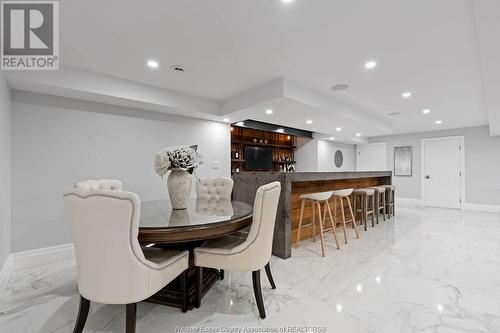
[138, 198, 253, 311]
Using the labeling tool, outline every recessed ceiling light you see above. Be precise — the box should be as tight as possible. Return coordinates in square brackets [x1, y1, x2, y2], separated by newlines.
[435, 120, 442, 125]
[329, 137, 335, 140]
[422, 109, 431, 114]
[306, 120, 313, 124]
[402, 91, 412, 98]
[331, 84, 349, 91]
[364, 60, 377, 69]
[336, 127, 342, 132]
[146, 59, 159, 69]
[236, 121, 244, 126]
[170, 65, 187, 73]
[281, 0, 295, 3]
[356, 133, 361, 137]
[265, 108, 274, 115]
[276, 128, 285, 133]
[223, 118, 230, 122]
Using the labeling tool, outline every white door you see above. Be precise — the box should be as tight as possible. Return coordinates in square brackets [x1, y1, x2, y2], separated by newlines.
[357, 143, 387, 171]
[422, 136, 464, 209]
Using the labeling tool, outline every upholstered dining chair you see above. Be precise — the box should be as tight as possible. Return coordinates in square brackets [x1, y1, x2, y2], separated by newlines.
[64, 180, 189, 333]
[196, 177, 234, 200]
[193, 181, 281, 319]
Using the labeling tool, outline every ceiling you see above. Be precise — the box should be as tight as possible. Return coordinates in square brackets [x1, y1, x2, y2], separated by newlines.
[6, 0, 500, 140]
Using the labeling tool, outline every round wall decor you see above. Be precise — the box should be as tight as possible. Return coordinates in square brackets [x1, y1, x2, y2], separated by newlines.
[334, 150, 343, 168]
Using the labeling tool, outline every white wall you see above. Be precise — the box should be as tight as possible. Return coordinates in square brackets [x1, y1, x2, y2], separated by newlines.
[369, 126, 500, 205]
[11, 93, 230, 252]
[295, 137, 356, 172]
[0, 73, 11, 267]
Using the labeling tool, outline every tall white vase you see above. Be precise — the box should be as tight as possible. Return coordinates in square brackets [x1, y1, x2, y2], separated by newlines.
[167, 169, 192, 209]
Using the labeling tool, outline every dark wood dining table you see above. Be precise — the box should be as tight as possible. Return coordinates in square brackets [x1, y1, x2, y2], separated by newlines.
[138, 198, 253, 311]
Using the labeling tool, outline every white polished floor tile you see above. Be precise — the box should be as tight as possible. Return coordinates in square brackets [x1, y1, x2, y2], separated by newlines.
[1, 205, 499, 332]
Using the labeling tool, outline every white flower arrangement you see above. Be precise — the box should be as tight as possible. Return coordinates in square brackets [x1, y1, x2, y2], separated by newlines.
[153, 145, 202, 177]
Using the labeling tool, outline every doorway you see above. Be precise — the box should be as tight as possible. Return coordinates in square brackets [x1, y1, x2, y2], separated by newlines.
[421, 136, 465, 209]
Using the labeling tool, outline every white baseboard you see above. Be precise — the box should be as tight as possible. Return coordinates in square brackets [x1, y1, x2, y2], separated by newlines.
[463, 203, 500, 213]
[396, 197, 424, 206]
[0, 243, 75, 298]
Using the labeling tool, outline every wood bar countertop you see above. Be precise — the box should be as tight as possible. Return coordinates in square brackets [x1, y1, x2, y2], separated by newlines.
[232, 171, 392, 259]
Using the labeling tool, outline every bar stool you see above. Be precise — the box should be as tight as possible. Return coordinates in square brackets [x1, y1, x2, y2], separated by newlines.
[296, 191, 340, 257]
[382, 185, 395, 219]
[352, 188, 376, 231]
[370, 186, 387, 224]
[328, 189, 359, 243]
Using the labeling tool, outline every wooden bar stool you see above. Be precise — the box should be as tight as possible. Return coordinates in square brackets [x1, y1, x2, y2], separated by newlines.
[382, 185, 395, 219]
[370, 186, 387, 224]
[352, 188, 376, 231]
[329, 189, 359, 244]
[295, 191, 340, 257]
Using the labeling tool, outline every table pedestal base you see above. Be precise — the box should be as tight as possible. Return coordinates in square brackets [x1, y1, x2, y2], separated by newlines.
[146, 265, 222, 311]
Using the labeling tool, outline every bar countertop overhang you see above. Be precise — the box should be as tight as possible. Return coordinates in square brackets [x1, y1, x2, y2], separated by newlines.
[232, 171, 392, 259]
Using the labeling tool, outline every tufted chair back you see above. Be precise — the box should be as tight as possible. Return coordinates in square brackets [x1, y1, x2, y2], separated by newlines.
[74, 179, 123, 191]
[64, 184, 159, 304]
[196, 177, 233, 201]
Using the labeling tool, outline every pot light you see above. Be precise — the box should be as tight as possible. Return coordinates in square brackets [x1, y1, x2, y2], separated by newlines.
[336, 127, 342, 132]
[336, 304, 343, 313]
[287, 135, 291, 140]
[265, 108, 274, 115]
[146, 59, 159, 69]
[276, 128, 285, 133]
[281, 0, 295, 3]
[435, 120, 442, 125]
[364, 60, 377, 69]
[306, 120, 313, 124]
[329, 137, 335, 140]
[402, 91, 412, 98]
[236, 121, 244, 126]
[331, 84, 349, 91]
[356, 133, 361, 137]
[356, 284, 363, 292]
[422, 109, 431, 114]
[223, 118, 230, 122]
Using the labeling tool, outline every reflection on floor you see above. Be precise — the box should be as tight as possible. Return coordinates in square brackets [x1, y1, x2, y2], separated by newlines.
[1, 206, 499, 332]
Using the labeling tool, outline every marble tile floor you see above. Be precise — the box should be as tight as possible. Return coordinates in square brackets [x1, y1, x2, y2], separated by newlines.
[1, 205, 499, 333]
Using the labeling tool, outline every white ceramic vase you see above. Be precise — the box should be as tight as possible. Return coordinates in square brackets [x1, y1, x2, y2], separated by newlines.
[167, 169, 192, 209]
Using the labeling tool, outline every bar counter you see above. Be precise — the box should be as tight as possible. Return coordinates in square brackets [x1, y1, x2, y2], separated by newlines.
[232, 171, 392, 259]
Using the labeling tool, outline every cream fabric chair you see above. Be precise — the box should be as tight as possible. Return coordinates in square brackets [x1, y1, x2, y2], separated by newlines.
[64, 183, 189, 333]
[196, 177, 234, 200]
[193, 181, 281, 319]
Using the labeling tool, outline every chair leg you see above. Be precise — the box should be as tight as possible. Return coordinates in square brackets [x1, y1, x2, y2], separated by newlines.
[264, 262, 276, 289]
[219, 269, 225, 280]
[180, 270, 188, 313]
[325, 200, 340, 249]
[371, 196, 375, 227]
[392, 190, 395, 217]
[312, 202, 316, 242]
[195, 266, 202, 308]
[316, 202, 325, 257]
[73, 295, 90, 333]
[252, 270, 266, 319]
[382, 192, 386, 221]
[363, 196, 368, 231]
[339, 197, 348, 244]
[374, 193, 379, 224]
[347, 197, 359, 239]
[295, 200, 305, 248]
[126, 303, 137, 333]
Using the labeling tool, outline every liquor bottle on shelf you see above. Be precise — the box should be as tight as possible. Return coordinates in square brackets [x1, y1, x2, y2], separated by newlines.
[235, 150, 239, 159]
